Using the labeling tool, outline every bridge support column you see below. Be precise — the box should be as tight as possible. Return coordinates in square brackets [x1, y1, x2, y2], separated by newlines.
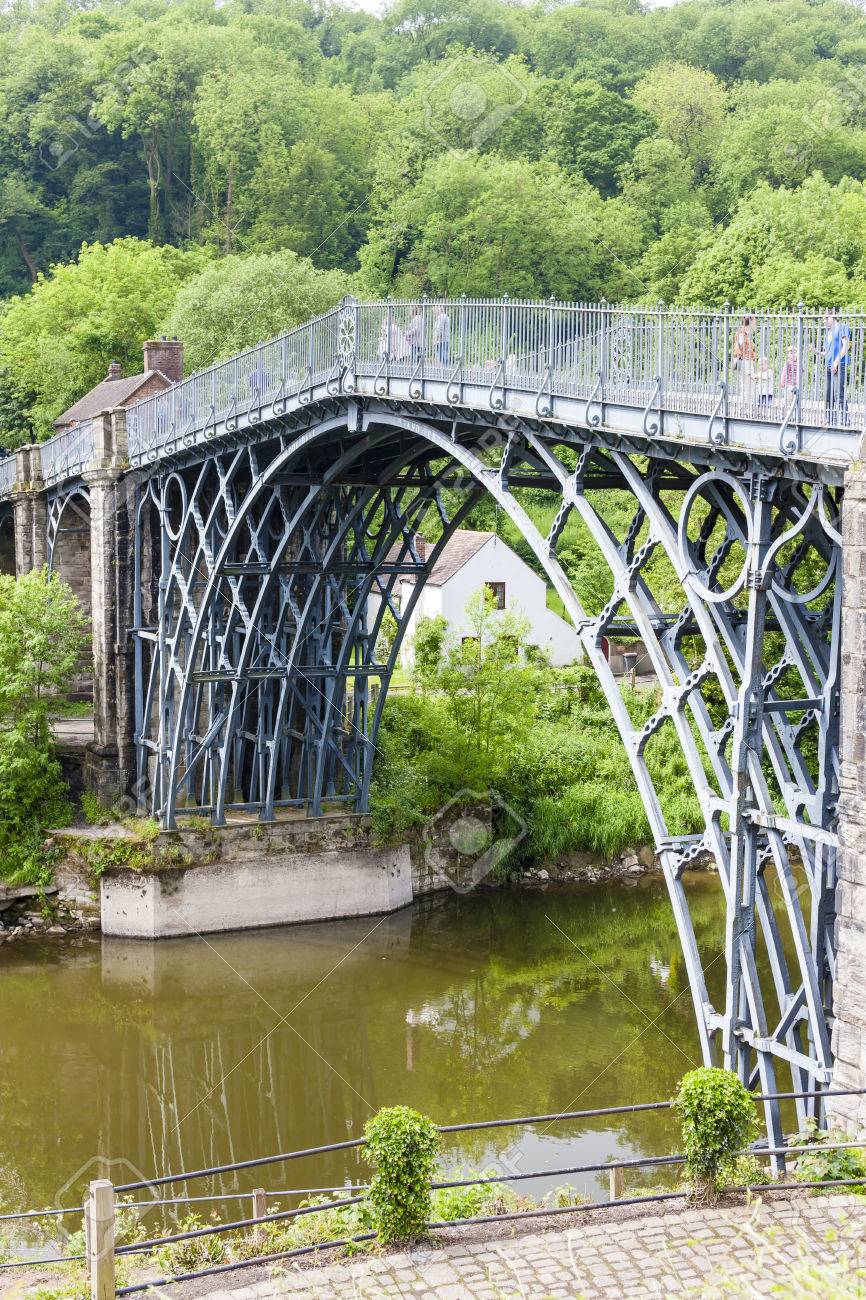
[83, 412, 135, 805]
[832, 464, 866, 1135]
[11, 446, 48, 575]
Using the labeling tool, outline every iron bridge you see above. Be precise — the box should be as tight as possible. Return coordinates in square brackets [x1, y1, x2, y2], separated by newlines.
[3, 295, 863, 1149]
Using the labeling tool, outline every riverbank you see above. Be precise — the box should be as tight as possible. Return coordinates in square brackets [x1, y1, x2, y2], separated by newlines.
[0, 814, 670, 945]
[177, 1192, 866, 1299]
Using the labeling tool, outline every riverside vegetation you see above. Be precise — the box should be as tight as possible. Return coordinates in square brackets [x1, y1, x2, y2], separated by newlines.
[14, 1075, 865, 1298]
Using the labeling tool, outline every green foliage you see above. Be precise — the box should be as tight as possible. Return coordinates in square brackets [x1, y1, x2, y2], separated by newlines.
[411, 614, 448, 691]
[371, 588, 703, 864]
[679, 174, 866, 306]
[790, 1120, 866, 1194]
[431, 1169, 524, 1221]
[0, 568, 88, 739]
[359, 150, 644, 300]
[3, 0, 866, 442]
[362, 1105, 441, 1243]
[80, 791, 105, 826]
[152, 1212, 229, 1274]
[0, 569, 86, 883]
[718, 1152, 772, 1189]
[254, 1191, 373, 1256]
[163, 250, 348, 373]
[71, 826, 188, 885]
[0, 239, 204, 438]
[673, 1068, 759, 1195]
[434, 587, 538, 755]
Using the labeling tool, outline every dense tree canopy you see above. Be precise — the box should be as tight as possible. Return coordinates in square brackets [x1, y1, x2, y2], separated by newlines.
[2, 0, 866, 437]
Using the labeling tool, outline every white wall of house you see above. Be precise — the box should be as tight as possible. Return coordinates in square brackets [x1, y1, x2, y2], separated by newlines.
[368, 535, 581, 667]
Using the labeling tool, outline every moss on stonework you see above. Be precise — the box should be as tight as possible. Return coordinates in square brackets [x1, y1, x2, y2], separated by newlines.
[58, 828, 196, 886]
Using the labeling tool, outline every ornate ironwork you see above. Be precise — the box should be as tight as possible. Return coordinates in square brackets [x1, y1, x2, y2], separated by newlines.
[5, 296, 857, 1149]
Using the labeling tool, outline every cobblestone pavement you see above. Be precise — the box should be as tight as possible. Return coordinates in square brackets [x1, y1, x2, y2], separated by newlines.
[197, 1193, 866, 1298]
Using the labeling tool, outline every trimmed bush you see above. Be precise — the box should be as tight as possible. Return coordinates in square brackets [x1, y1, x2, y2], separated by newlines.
[673, 1067, 758, 1199]
[362, 1106, 441, 1243]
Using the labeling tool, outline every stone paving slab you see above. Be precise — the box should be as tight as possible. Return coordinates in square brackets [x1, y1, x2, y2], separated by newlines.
[197, 1194, 866, 1299]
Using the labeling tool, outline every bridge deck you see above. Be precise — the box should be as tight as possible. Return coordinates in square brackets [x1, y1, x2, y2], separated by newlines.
[0, 299, 862, 495]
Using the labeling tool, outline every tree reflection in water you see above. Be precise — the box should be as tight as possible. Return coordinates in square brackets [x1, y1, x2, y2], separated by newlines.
[0, 875, 727, 1218]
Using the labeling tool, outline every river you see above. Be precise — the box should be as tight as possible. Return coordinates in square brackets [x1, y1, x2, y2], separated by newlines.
[0, 873, 727, 1247]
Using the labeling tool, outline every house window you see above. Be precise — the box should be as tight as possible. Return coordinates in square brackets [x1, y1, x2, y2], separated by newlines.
[486, 581, 506, 609]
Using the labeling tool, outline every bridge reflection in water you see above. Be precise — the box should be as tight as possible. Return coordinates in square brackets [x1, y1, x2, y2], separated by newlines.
[0, 881, 731, 1219]
[0, 297, 855, 1153]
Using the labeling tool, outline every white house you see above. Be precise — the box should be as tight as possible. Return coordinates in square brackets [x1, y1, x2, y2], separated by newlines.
[369, 530, 581, 667]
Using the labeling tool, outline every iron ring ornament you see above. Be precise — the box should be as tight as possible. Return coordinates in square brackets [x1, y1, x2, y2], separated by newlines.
[678, 470, 755, 604]
[767, 486, 839, 605]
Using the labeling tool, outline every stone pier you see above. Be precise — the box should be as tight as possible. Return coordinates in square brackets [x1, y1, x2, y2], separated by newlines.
[832, 464, 866, 1134]
[9, 412, 136, 804]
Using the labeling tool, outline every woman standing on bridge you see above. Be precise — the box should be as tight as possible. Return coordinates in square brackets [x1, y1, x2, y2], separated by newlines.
[732, 315, 756, 406]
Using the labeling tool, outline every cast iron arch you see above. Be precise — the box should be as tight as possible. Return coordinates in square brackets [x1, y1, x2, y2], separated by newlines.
[134, 403, 841, 1150]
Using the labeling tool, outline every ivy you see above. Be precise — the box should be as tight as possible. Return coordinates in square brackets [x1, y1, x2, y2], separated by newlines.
[362, 1106, 441, 1244]
[673, 1067, 758, 1199]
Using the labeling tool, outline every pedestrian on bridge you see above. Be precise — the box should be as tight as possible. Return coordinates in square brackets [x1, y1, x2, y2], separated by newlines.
[434, 304, 450, 365]
[823, 308, 850, 424]
[732, 315, 756, 405]
[406, 305, 424, 365]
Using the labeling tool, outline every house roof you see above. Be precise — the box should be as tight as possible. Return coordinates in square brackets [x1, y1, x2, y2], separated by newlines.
[54, 370, 168, 427]
[386, 529, 495, 585]
[427, 529, 494, 584]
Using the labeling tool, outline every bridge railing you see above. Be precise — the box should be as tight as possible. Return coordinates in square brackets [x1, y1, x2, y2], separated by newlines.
[2, 1087, 864, 1295]
[40, 418, 94, 487]
[127, 306, 342, 464]
[125, 298, 866, 468]
[0, 456, 16, 496]
[8, 300, 861, 485]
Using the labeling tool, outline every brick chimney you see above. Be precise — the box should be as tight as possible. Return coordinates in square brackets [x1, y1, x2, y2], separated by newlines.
[107, 361, 122, 380]
[413, 532, 426, 561]
[143, 337, 183, 384]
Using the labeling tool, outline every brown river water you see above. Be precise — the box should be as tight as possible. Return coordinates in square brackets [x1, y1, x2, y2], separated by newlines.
[0, 874, 728, 1250]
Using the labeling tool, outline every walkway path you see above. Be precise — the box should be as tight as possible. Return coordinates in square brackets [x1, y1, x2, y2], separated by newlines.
[200, 1192, 865, 1298]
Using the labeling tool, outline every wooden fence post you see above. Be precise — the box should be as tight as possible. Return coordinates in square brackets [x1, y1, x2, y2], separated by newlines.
[609, 1166, 625, 1202]
[86, 1178, 115, 1300]
[251, 1188, 267, 1249]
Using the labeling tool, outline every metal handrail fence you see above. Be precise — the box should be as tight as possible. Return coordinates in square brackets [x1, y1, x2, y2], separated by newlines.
[40, 418, 94, 487]
[121, 299, 866, 469]
[3, 298, 863, 503]
[3, 1088, 864, 1295]
[0, 455, 16, 495]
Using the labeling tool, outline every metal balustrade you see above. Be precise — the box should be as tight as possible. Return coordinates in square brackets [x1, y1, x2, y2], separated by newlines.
[0, 456, 16, 496]
[125, 298, 866, 469]
[39, 418, 94, 488]
[1, 300, 863, 500]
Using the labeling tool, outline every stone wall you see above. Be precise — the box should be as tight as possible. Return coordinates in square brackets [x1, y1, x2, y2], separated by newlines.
[831, 465, 866, 1135]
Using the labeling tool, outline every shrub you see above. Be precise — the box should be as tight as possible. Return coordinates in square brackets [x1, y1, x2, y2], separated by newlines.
[152, 1213, 229, 1274]
[0, 569, 86, 883]
[718, 1152, 772, 1189]
[80, 791, 105, 826]
[362, 1106, 441, 1243]
[254, 1192, 373, 1257]
[430, 1169, 523, 1223]
[673, 1067, 758, 1199]
[790, 1121, 866, 1195]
